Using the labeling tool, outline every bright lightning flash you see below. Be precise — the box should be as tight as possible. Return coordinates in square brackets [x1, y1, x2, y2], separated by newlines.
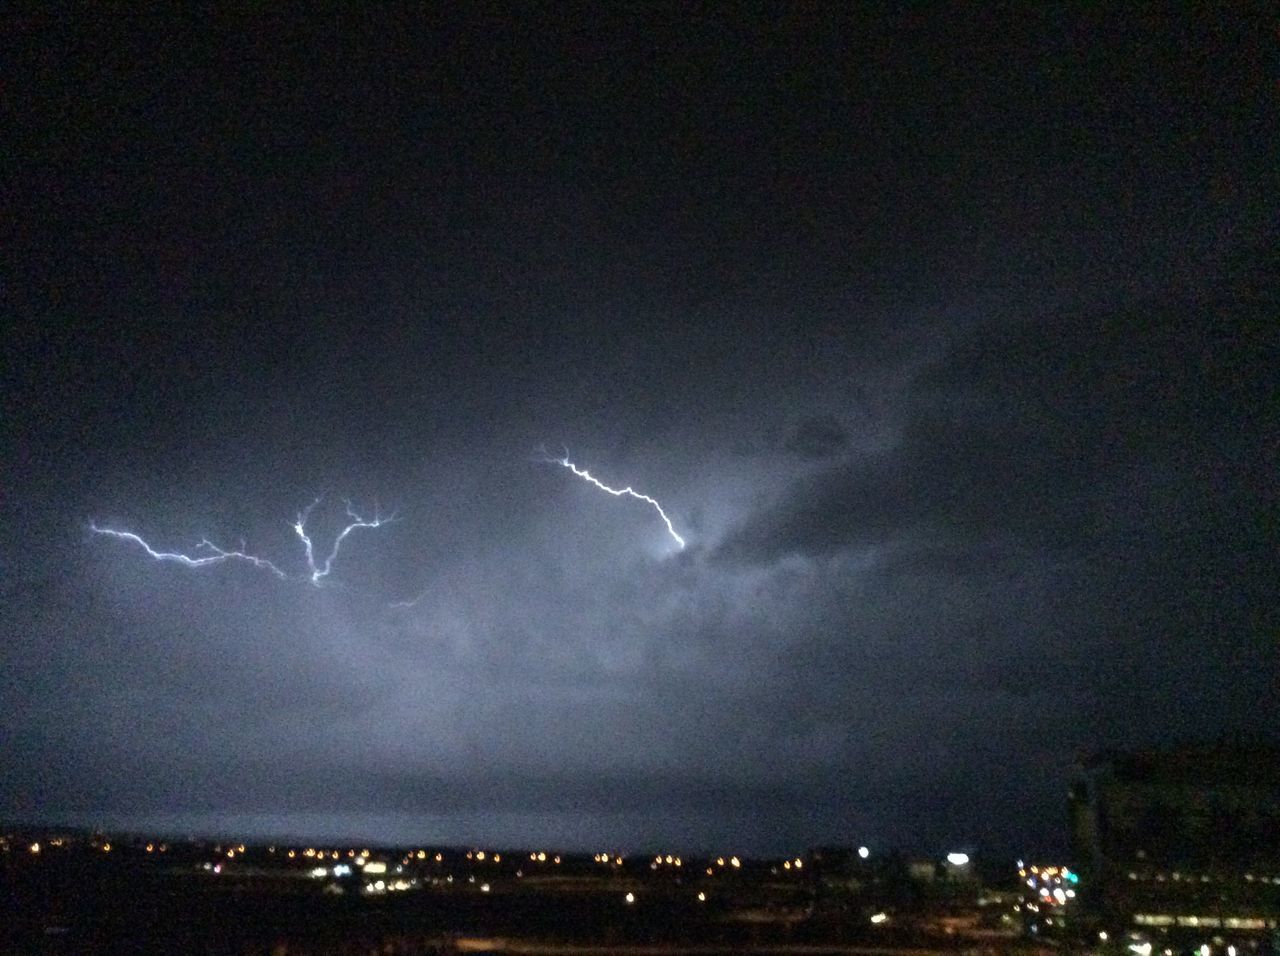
[90, 497, 395, 588]
[87, 524, 288, 578]
[292, 498, 395, 585]
[545, 452, 686, 549]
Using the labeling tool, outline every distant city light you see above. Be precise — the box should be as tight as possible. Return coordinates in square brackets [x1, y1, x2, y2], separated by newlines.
[946, 852, 970, 866]
[697, 891, 706, 901]
[624, 892, 635, 904]
[858, 846, 869, 859]
[362, 861, 387, 875]
[871, 912, 889, 924]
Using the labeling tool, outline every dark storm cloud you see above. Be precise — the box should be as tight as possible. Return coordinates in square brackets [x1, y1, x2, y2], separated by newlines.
[708, 239, 1278, 753]
[783, 415, 850, 460]
[718, 245, 1278, 570]
[717, 411, 1095, 568]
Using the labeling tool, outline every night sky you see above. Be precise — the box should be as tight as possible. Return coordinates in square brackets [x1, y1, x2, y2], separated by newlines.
[4, 9, 1277, 857]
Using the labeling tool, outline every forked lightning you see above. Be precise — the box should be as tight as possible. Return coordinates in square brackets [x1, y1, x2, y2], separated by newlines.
[90, 498, 394, 588]
[86, 525, 288, 578]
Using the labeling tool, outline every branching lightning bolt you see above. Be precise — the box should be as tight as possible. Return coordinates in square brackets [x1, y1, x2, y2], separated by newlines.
[542, 450, 686, 549]
[90, 497, 395, 589]
[292, 498, 395, 585]
[87, 523, 289, 577]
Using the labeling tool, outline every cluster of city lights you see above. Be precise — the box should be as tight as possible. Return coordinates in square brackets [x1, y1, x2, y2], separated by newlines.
[15, 836, 76, 856]
[1019, 864, 1078, 908]
[401, 850, 445, 863]
[1133, 914, 1275, 931]
[363, 877, 416, 895]
[10, 828, 1279, 955]
[1109, 935, 1256, 956]
[695, 855, 746, 876]
[300, 846, 355, 860]
[1127, 870, 1280, 886]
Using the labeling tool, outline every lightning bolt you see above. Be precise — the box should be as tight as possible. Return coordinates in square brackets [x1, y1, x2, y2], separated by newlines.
[292, 498, 395, 586]
[87, 523, 289, 578]
[90, 497, 395, 588]
[388, 590, 427, 610]
[542, 450, 686, 549]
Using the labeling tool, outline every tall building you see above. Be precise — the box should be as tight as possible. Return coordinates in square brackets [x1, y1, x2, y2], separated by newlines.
[1069, 744, 1280, 945]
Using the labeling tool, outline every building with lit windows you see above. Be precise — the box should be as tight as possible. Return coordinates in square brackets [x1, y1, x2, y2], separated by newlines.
[1069, 744, 1280, 945]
